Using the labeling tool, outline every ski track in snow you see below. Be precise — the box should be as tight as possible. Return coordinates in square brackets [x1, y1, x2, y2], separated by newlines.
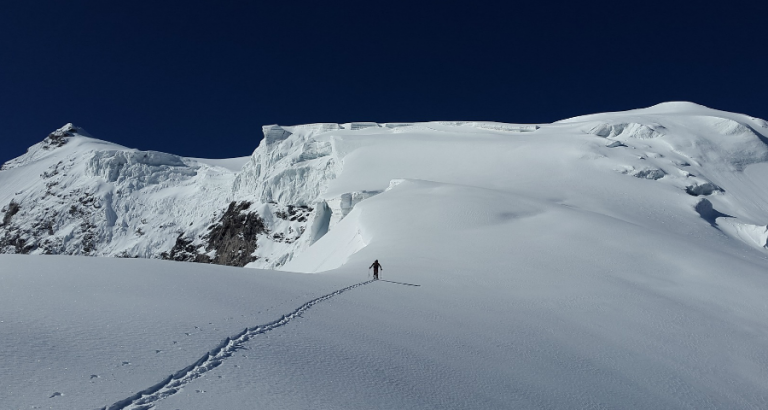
[99, 280, 374, 410]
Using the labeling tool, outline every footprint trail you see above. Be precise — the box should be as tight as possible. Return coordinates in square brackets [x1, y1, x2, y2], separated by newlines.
[99, 280, 374, 410]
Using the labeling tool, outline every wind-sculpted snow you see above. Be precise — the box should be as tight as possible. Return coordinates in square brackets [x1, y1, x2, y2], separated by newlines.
[588, 121, 666, 139]
[719, 219, 768, 250]
[86, 150, 195, 185]
[232, 133, 339, 206]
[262, 124, 292, 144]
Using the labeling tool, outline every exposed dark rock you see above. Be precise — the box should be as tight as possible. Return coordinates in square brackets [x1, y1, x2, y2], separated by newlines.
[41, 124, 78, 150]
[161, 201, 268, 267]
[2, 201, 20, 226]
[41, 161, 64, 178]
[686, 182, 724, 196]
[81, 221, 96, 254]
[116, 251, 140, 258]
[204, 201, 266, 266]
[634, 169, 666, 180]
[274, 204, 312, 223]
[161, 234, 211, 263]
[0, 228, 34, 254]
[42, 134, 68, 149]
[0, 196, 96, 256]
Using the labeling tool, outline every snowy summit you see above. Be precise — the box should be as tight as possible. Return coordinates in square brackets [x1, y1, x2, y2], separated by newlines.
[2, 102, 768, 409]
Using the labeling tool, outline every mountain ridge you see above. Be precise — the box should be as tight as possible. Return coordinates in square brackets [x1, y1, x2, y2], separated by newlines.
[2, 102, 768, 270]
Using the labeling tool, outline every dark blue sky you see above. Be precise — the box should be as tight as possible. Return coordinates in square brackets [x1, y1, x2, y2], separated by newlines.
[2, 0, 766, 164]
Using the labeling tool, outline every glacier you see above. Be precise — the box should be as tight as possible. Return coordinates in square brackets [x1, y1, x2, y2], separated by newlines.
[3, 103, 768, 270]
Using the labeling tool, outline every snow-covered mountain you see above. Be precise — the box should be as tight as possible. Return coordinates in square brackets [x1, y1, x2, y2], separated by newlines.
[0, 122, 351, 269]
[3, 103, 768, 269]
[4, 102, 768, 409]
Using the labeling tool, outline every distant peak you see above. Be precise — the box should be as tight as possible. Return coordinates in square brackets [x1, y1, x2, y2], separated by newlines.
[557, 101, 726, 124]
[635, 101, 750, 119]
[51, 123, 90, 138]
[647, 101, 711, 111]
[41, 123, 90, 150]
[59, 122, 77, 132]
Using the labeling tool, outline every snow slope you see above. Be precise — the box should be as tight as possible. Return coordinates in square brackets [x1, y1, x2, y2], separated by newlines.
[3, 102, 768, 409]
[0, 255, 359, 410]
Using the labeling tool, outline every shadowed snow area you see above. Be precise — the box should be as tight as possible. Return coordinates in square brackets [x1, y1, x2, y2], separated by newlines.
[3, 103, 768, 409]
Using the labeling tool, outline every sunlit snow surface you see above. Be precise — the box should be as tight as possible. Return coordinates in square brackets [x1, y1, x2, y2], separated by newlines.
[3, 102, 768, 409]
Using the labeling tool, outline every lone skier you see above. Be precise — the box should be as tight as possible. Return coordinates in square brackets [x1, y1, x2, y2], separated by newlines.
[369, 259, 383, 280]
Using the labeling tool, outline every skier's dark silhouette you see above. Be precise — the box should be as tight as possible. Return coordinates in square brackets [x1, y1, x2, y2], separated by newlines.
[369, 260, 383, 280]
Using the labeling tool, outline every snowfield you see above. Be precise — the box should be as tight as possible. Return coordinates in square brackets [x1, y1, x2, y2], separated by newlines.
[2, 102, 768, 409]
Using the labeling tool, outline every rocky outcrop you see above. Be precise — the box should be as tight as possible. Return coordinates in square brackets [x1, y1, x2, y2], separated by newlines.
[205, 201, 266, 266]
[161, 201, 267, 267]
[0, 201, 34, 254]
[160, 235, 210, 264]
[41, 123, 78, 149]
[1, 201, 20, 226]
